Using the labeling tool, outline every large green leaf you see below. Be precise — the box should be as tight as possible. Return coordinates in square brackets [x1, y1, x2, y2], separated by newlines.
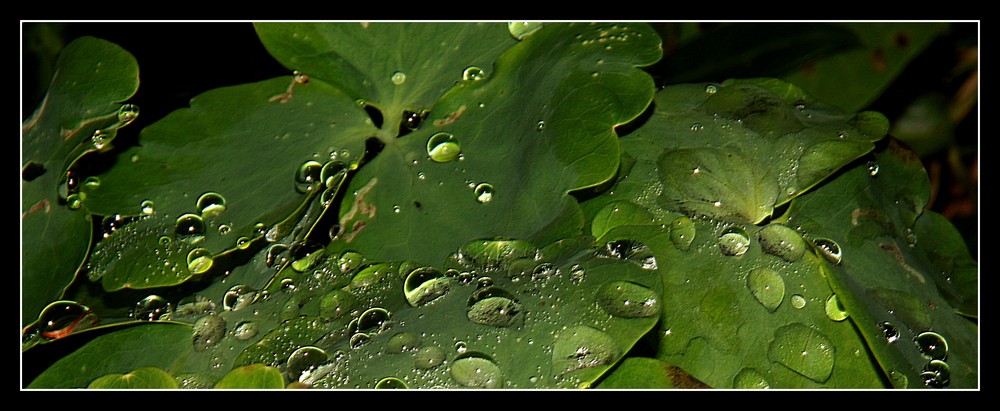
[787, 139, 978, 388]
[21, 36, 139, 326]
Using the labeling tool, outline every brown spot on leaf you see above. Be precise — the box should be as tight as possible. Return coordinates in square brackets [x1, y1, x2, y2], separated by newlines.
[894, 31, 911, 48]
[22, 199, 51, 218]
[666, 364, 711, 388]
[800, 62, 817, 77]
[432, 104, 466, 127]
[869, 47, 887, 72]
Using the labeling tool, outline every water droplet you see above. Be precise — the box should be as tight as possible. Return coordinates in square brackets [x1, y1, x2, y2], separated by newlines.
[921, 360, 951, 388]
[467, 286, 524, 328]
[812, 238, 842, 265]
[290, 241, 326, 273]
[286, 346, 329, 382]
[174, 213, 206, 237]
[295, 160, 323, 193]
[536, 120, 545, 131]
[790, 294, 807, 309]
[878, 321, 899, 343]
[337, 251, 365, 273]
[34, 301, 99, 340]
[413, 346, 447, 369]
[823, 294, 849, 322]
[553, 325, 621, 376]
[81, 176, 101, 191]
[426, 132, 461, 163]
[596, 281, 660, 318]
[867, 161, 880, 177]
[236, 236, 252, 250]
[451, 355, 503, 388]
[747, 268, 785, 312]
[233, 321, 258, 340]
[118, 103, 140, 125]
[757, 223, 807, 262]
[390, 71, 406, 85]
[374, 377, 407, 389]
[507, 21, 543, 39]
[705, 84, 718, 95]
[462, 66, 487, 82]
[690, 123, 704, 132]
[100, 213, 125, 237]
[889, 370, 908, 388]
[733, 368, 770, 389]
[767, 323, 834, 383]
[356, 307, 391, 332]
[474, 183, 495, 203]
[668, 217, 696, 251]
[795, 100, 807, 110]
[530, 262, 559, 281]
[718, 226, 751, 257]
[350, 332, 371, 349]
[131, 295, 171, 321]
[914, 331, 949, 361]
[196, 192, 227, 219]
[404, 267, 453, 307]
[140, 200, 155, 215]
[223, 285, 258, 311]
[320, 290, 358, 320]
[91, 129, 110, 150]
[186, 248, 214, 275]
[217, 224, 231, 235]
[192, 314, 226, 352]
[266, 243, 289, 267]
[66, 193, 84, 210]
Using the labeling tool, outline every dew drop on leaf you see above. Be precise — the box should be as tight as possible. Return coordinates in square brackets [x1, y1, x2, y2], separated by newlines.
[81, 176, 101, 191]
[507, 21, 543, 40]
[426, 132, 461, 163]
[34, 301, 99, 340]
[812, 238, 842, 265]
[921, 360, 951, 388]
[223, 285, 258, 311]
[767, 323, 834, 383]
[705, 84, 718, 95]
[552, 325, 621, 376]
[375, 377, 407, 389]
[403, 267, 453, 307]
[286, 346, 329, 382]
[66, 193, 84, 210]
[467, 286, 524, 328]
[824, 294, 849, 321]
[192, 314, 226, 352]
[670, 217, 696, 251]
[387, 332, 422, 353]
[867, 160, 880, 177]
[474, 183, 495, 203]
[596, 281, 660, 318]
[451, 355, 503, 388]
[233, 321, 258, 341]
[131, 295, 171, 321]
[118, 103, 140, 125]
[186, 248, 214, 275]
[414, 346, 447, 369]
[790, 294, 806, 309]
[878, 321, 900, 343]
[718, 226, 750, 257]
[732, 368, 770, 389]
[140, 200, 155, 215]
[746, 268, 784, 312]
[174, 213, 206, 237]
[462, 66, 487, 82]
[390, 71, 406, 85]
[294, 160, 323, 193]
[914, 331, 949, 361]
[356, 307, 391, 332]
[757, 223, 806, 262]
[196, 192, 227, 219]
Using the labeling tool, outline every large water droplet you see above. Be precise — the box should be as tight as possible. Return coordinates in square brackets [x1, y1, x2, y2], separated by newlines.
[387, 332, 422, 353]
[375, 377, 407, 389]
[320, 290, 358, 320]
[175, 213, 206, 237]
[474, 183, 495, 203]
[718, 226, 750, 257]
[290, 241, 326, 273]
[597, 239, 656, 269]
[451, 355, 503, 388]
[295, 160, 323, 193]
[878, 321, 899, 343]
[233, 321, 258, 341]
[139, 200, 155, 215]
[914, 331, 949, 361]
[508, 21, 543, 39]
[131, 295, 171, 321]
[34, 301, 99, 340]
[426, 132, 461, 163]
[746, 268, 785, 312]
[414, 346, 447, 370]
[757, 223, 806, 262]
[355, 307, 391, 333]
[596, 281, 660, 318]
[286, 346, 329, 382]
[404, 267, 453, 307]
[390, 71, 406, 85]
[732, 368, 770, 389]
[118, 103, 140, 125]
[223, 285, 258, 311]
[812, 238, 842, 265]
[921, 360, 951, 388]
[467, 286, 524, 328]
[462, 66, 487, 82]
[670, 217, 696, 251]
[196, 192, 227, 219]
[186, 248, 214, 275]
[192, 314, 226, 352]
[553, 325, 621, 376]
[824, 294, 849, 321]
[767, 323, 834, 383]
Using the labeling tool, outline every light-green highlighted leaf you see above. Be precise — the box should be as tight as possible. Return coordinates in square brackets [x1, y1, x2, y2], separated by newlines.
[88, 367, 178, 389]
[215, 364, 285, 389]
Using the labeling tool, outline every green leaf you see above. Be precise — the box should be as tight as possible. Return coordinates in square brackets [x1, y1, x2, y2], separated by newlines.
[596, 357, 710, 389]
[88, 367, 179, 389]
[214, 364, 285, 389]
[28, 323, 193, 388]
[787, 139, 978, 388]
[784, 23, 949, 112]
[21, 36, 139, 325]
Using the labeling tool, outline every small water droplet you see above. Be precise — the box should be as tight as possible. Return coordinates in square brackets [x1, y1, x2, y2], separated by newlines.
[131, 295, 171, 321]
[733, 368, 770, 389]
[81, 176, 101, 191]
[878, 321, 899, 343]
[295, 160, 323, 193]
[824, 294, 849, 321]
[223, 285, 258, 311]
[507, 21, 543, 40]
[795, 100, 807, 110]
[462, 66, 487, 82]
[757, 223, 807, 262]
[101, 213, 124, 237]
[374, 377, 407, 389]
[236, 236, 252, 250]
[536, 120, 545, 131]
[914, 331, 949, 361]
[790, 294, 807, 309]
[390, 71, 406, 85]
[356, 307, 391, 332]
[217, 224, 231, 235]
[867, 160, 880, 177]
[705, 84, 718, 95]
[91, 129, 110, 150]
[718, 226, 750, 257]
[140, 200, 155, 215]
[812, 238, 842, 265]
[118, 103, 140, 125]
[569, 264, 586, 285]
[320, 290, 358, 320]
[66, 193, 85, 210]
[474, 183, 495, 203]
[467, 286, 524, 328]
[404, 267, 453, 307]
[196, 192, 227, 219]
[233, 321, 258, 340]
[426, 132, 461, 163]
[921, 360, 951, 388]
[174, 213, 206, 237]
[192, 314, 226, 352]
[596, 281, 660, 318]
[670, 217, 696, 251]
[690, 123, 704, 132]
[451, 355, 503, 388]
[414, 346, 447, 369]
[186, 248, 214, 275]
[747, 268, 785, 312]
[286, 346, 329, 382]
[266, 243, 289, 267]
